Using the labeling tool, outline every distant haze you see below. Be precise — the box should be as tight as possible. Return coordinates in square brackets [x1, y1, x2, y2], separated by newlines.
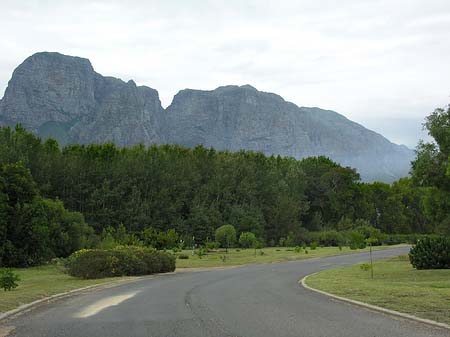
[1, 0, 449, 147]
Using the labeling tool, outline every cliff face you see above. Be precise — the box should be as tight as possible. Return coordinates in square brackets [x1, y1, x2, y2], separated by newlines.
[0, 52, 165, 145]
[0, 52, 414, 181]
[165, 85, 413, 182]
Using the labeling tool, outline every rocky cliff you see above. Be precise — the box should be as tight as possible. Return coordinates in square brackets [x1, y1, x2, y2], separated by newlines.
[0, 52, 165, 145]
[165, 85, 413, 182]
[0, 52, 414, 182]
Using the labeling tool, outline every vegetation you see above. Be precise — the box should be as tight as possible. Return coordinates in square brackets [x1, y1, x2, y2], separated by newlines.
[67, 246, 176, 279]
[239, 232, 257, 248]
[175, 245, 404, 268]
[0, 265, 122, 312]
[215, 225, 237, 251]
[0, 161, 93, 267]
[0, 269, 20, 291]
[0, 103, 448, 268]
[306, 256, 450, 325]
[409, 236, 450, 269]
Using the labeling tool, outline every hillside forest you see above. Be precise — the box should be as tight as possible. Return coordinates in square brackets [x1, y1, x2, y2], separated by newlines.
[0, 105, 448, 267]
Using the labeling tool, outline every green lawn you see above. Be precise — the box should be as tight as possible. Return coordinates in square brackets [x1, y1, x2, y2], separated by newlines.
[306, 256, 450, 325]
[175, 245, 405, 268]
[0, 265, 124, 313]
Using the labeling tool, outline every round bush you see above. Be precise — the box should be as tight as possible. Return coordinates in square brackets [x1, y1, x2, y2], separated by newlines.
[67, 246, 176, 279]
[409, 236, 450, 270]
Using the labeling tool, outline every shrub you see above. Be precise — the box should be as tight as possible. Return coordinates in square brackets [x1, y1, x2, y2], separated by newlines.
[215, 225, 237, 251]
[294, 246, 302, 253]
[0, 269, 20, 291]
[67, 246, 176, 279]
[204, 241, 220, 251]
[310, 242, 318, 250]
[359, 263, 371, 271]
[239, 232, 257, 248]
[409, 237, 450, 269]
[348, 230, 366, 250]
[196, 247, 205, 259]
[311, 230, 344, 247]
[178, 253, 189, 259]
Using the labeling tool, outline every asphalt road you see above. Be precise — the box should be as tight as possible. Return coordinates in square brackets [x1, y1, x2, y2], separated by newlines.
[4, 246, 450, 337]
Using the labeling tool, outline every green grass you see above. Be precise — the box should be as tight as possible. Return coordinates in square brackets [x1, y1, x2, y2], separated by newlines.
[0, 265, 122, 313]
[306, 256, 450, 325]
[175, 245, 405, 268]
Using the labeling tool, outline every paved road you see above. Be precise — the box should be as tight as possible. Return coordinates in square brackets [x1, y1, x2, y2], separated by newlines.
[4, 247, 449, 337]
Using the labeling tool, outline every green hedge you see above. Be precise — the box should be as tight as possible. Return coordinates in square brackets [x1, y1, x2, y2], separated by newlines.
[67, 246, 176, 279]
[409, 236, 450, 269]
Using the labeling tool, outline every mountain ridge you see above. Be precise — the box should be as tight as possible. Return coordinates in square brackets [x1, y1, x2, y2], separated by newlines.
[0, 52, 414, 182]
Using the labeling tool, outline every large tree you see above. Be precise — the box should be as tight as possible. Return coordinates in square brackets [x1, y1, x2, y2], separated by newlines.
[411, 105, 450, 233]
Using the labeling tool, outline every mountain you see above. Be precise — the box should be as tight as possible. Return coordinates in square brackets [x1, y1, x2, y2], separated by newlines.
[0, 52, 164, 145]
[0, 52, 414, 182]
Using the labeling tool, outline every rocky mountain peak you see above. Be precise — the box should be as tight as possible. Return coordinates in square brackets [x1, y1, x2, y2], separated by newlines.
[0, 52, 414, 182]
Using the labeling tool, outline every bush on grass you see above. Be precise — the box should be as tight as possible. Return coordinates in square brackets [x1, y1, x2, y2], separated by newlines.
[409, 236, 450, 269]
[239, 232, 257, 248]
[0, 268, 20, 291]
[67, 246, 175, 279]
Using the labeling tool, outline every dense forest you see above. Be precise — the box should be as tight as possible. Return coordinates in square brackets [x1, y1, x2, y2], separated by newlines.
[0, 106, 448, 267]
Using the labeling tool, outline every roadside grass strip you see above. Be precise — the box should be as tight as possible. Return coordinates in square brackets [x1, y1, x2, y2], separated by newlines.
[305, 256, 450, 326]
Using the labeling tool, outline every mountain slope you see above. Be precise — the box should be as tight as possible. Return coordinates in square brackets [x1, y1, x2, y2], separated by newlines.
[0, 52, 414, 182]
[165, 85, 413, 182]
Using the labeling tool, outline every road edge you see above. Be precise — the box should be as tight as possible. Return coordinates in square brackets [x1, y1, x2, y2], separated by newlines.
[0, 274, 156, 323]
[0, 264, 242, 324]
[300, 272, 450, 331]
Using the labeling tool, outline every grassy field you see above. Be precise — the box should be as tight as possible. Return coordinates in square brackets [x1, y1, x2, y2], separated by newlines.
[0, 245, 403, 313]
[175, 245, 405, 268]
[0, 265, 123, 313]
[306, 256, 450, 325]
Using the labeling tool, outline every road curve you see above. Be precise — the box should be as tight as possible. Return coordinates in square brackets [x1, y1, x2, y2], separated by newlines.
[4, 247, 449, 337]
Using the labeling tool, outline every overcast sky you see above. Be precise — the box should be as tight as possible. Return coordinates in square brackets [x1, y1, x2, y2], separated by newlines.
[1, 0, 449, 147]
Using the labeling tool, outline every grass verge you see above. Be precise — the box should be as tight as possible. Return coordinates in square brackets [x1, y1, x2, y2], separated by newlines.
[175, 245, 405, 268]
[0, 265, 123, 313]
[306, 256, 450, 325]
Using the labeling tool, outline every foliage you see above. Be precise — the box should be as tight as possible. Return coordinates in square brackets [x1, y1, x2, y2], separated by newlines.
[409, 237, 450, 269]
[411, 105, 450, 233]
[238, 232, 257, 248]
[0, 123, 448, 267]
[178, 253, 189, 259]
[66, 246, 176, 279]
[0, 161, 93, 267]
[348, 230, 366, 250]
[204, 240, 220, 251]
[310, 242, 318, 250]
[215, 225, 236, 250]
[196, 247, 205, 259]
[0, 269, 20, 291]
[359, 263, 371, 271]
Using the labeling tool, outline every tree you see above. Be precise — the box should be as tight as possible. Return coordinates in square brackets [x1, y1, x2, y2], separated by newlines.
[411, 105, 450, 232]
[239, 232, 257, 248]
[215, 225, 236, 252]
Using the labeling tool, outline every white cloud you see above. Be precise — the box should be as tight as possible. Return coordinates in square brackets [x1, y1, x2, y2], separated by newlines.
[0, 0, 449, 147]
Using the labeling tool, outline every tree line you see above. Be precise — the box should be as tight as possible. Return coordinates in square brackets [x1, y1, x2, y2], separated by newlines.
[0, 105, 448, 266]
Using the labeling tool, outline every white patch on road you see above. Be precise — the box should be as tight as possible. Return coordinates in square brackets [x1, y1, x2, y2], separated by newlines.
[75, 291, 139, 318]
